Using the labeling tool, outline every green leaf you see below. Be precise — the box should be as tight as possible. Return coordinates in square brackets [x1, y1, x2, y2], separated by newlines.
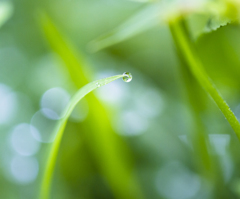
[89, 0, 214, 51]
[204, 16, 231, 32]
[40, 74, 125, 199]
[187, 0, 240, 39]
[186, 14, 231, 40]
[89, 0, 240, 51]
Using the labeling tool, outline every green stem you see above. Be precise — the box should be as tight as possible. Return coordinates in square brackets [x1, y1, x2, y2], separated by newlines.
[39, 75, 125, 199]
[169, 18, 240, 141]
[40, 121, 67, 199]
[177, 49, 212, 176]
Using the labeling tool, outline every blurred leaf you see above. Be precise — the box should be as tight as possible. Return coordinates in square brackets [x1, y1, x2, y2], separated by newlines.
[40, 74, 125, 199]
[90, 0, 240, 50]
[201, 0, 238, 34]
[188, 0, 240, 39]
[0, 1, 13, 28]
[187, 14, 231, 40]
[204, 16, 231, 32]
[38, 12, 144, 199]
[88, 0, 210, 51]
[88, 3, 162, 52]
[196, 24, 240, 89]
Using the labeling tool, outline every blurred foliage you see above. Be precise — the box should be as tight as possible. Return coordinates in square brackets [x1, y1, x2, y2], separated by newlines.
[2, 0, 240, 199]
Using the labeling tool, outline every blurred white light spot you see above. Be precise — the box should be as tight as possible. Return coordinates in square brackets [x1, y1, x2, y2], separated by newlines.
[11, 123, 40, 156]
[30, 110, 58, 143]
[11, 156, 38, 184]
[41, 87, 70, 120]
[69, 98, 89, 122]
[209, 134, 230, 156]
[0, 1, 13, 28]
[0, 83, 11, 96]
[175, 0, 204, 11]
[95, 80, 126, 105]
[115, 110, 148, 136]
[0, 83, 17, 124]
[156, 161, 201, 199]
[135, 89, 164, 118]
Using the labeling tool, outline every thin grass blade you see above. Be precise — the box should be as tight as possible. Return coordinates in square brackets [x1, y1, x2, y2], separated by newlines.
[38, 12, 144, 199]
[88, 2, 163, 52]
[40, 75, 125, 199]
[170, 18, 240, 141]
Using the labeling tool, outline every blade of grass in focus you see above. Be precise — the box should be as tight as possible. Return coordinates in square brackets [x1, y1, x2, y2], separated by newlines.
[38, 12, 144, 199]
[40, 75, 125, 199]
[169, 18, 240, 141]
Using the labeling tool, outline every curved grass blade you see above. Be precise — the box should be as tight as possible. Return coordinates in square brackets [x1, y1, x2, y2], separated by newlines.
[88, 2, 163, 52]
[89, 0, 239, 51]
[169, 18, 240, 141]
[40, 74, 125, 199]
[88, 0, 211, 52]
[39, 13, 145, 199]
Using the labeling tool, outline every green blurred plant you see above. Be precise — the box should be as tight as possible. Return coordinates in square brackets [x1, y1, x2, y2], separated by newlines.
[38, 12, 144, 199]
[40, 74, 126, 199]
[90, 0, 240, 141]
[37, 1, 240, 198]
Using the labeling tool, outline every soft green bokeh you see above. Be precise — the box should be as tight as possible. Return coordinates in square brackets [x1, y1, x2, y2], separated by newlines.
[1, 0, 240, 199]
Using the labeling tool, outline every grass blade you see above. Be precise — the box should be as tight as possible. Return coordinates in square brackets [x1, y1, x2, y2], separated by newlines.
[40, 74, 125, 199]
[38, 12, 144, 199]
[88, 2, 163, 52]
[169, 18, 240, 141]
[89, 1, 238, 51]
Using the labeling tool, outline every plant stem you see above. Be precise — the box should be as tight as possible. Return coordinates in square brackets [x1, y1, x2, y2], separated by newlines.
[177, 48, 212, 176]
[169, 18, 240, 141]
[39, 75, 126, 199]
[40, 121, 67, 199]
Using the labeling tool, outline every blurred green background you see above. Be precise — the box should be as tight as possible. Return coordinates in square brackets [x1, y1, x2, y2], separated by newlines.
[2, 0, 240, 199]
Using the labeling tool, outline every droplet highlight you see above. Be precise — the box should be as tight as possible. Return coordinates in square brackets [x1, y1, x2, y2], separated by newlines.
[96, 82, 101, 87]
[122, 72, 132, 83]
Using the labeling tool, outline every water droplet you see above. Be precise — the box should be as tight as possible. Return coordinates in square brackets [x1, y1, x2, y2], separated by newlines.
[96, 82, 101, 87]
[122, 72, 132, 83]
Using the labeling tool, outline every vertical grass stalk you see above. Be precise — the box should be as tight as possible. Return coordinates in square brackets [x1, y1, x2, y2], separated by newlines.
[169, 18, 240, 141]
